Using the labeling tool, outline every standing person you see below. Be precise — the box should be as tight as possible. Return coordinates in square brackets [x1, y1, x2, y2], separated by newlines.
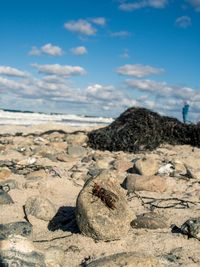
[182, 102, 189, 123]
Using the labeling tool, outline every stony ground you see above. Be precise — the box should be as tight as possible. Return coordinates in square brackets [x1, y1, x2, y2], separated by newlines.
[0, 124, 200, 267]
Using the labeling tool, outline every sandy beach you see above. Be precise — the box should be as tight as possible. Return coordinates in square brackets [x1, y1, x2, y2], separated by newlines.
[0, 123, 200, 267]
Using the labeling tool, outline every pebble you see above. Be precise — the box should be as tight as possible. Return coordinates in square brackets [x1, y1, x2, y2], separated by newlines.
[131, 212, 168, 229]
[25, 196, 56, 221]
[67, 145, 87, 157]
[134, 157, 159, 176]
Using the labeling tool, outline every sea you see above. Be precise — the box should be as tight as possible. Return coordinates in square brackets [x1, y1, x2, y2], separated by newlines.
[0, 109, 113, 126]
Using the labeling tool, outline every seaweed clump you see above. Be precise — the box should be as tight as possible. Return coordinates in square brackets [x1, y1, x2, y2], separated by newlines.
[88, 107, 200, 152]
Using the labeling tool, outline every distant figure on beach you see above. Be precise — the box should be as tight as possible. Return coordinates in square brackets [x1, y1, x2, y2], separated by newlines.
[182, 102, 190, 124]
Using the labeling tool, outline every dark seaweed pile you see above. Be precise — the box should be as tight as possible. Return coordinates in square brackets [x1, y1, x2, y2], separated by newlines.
[88, 107, 200, 152]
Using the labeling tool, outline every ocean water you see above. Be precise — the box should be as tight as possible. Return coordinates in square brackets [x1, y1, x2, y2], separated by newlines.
[0, 109, 113, 126]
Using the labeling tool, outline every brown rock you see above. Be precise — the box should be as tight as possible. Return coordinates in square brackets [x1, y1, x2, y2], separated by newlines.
[66, 133, 88, 145]
[0, 168, 12, 180]
[134, 157, 158, 176]
[126, 174, 167, 193]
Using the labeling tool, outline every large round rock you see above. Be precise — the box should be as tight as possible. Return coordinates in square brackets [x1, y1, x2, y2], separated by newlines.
[76, 170, 132, 241]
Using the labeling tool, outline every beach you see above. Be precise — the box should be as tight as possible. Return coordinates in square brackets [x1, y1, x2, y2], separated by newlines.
[0, 122, 200, 267]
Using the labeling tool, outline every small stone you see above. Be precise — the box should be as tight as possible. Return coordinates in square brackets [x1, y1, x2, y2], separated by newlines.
[0, 221, 32, 239]
[131, 212, 168, 229]
[85, 252, 164, 267]
[134, 157, 159, 176]
[126, 174, 167, 193]
[94, 159, 110, 169]
[180, 217, 200, 239]
[0, 167, 12, 180]
[56, 153, 70, 162]
[67, 145, 87, 157]
[0, 190, 14, 205]
[65, 133, 88, 145]
[113, 159, 133, 173]
[76, 170, 132, 241]
[25, 196, 56, 221]
[157, 163, 175, 176]
[0, 235, 46, 267]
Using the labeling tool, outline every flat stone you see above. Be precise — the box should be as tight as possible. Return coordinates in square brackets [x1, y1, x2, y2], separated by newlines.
[0, 221, 32, 239]
[26, 170, 47, 180]
[131, 212, 168, 229]
[126, 174, 167, 193]
[67, 145, 87, 157]
[134, 157, 159, 176]
[76, 170, 132, 241]
[0, 190, 14, 205]
[86, 252, 164, 267]
[94, 158, 110, 169]
[25, 196, 56, 221]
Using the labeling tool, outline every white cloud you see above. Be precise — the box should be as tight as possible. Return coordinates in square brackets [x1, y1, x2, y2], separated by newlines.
[126, 79, 198, 101]
[31, 63, 86, 77]
[119, 0, 168, 11]
[41, 43, 63, 56]
[71, 46, 87, 55]
[90, 17, 106, 26]
[64, 19, 96, 35]
[117, 64, 164, 77]
[187, 0, 200, 11]
[0, 66, 28, 77]
[110, 31, 131, 38]
[29, 43, 63, 56]
[175, 16, 192, 28]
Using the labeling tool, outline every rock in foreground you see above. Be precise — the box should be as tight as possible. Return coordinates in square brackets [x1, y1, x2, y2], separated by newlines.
[76, 171, 132, 241]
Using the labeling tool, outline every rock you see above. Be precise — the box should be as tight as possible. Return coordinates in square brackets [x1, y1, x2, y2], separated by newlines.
[0, 221, 32, 239]
[85, 252, 164, 267]
[67, 145, 87, 157]
[0, 167, 12, 180]
[0, 235, 46, 267]
[94, 158, 110, 169]
[134, 157, 159, 176]
[76, 170, 132, 241]
[126, 174, 167, 193]
[113, 159, 133, 173]
[25, 196, 56, 221]
[173, 160, 187, 175]
[44, 246, 65, 267]
[180, 217, 200, 239]
[131, 212, 168, 229]
[0, 189, 14, 205]
[65, 133, 88, 145]
[48, 141, 68, 151]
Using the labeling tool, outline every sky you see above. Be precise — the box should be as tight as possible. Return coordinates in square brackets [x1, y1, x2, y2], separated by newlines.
[0, 0, 200, 121]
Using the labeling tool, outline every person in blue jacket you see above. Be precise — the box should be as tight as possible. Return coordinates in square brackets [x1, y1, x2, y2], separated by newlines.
[182, 102, 189, 124]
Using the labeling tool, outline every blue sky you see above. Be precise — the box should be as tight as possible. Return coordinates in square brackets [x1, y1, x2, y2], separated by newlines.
[0, 0, 200, 120]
